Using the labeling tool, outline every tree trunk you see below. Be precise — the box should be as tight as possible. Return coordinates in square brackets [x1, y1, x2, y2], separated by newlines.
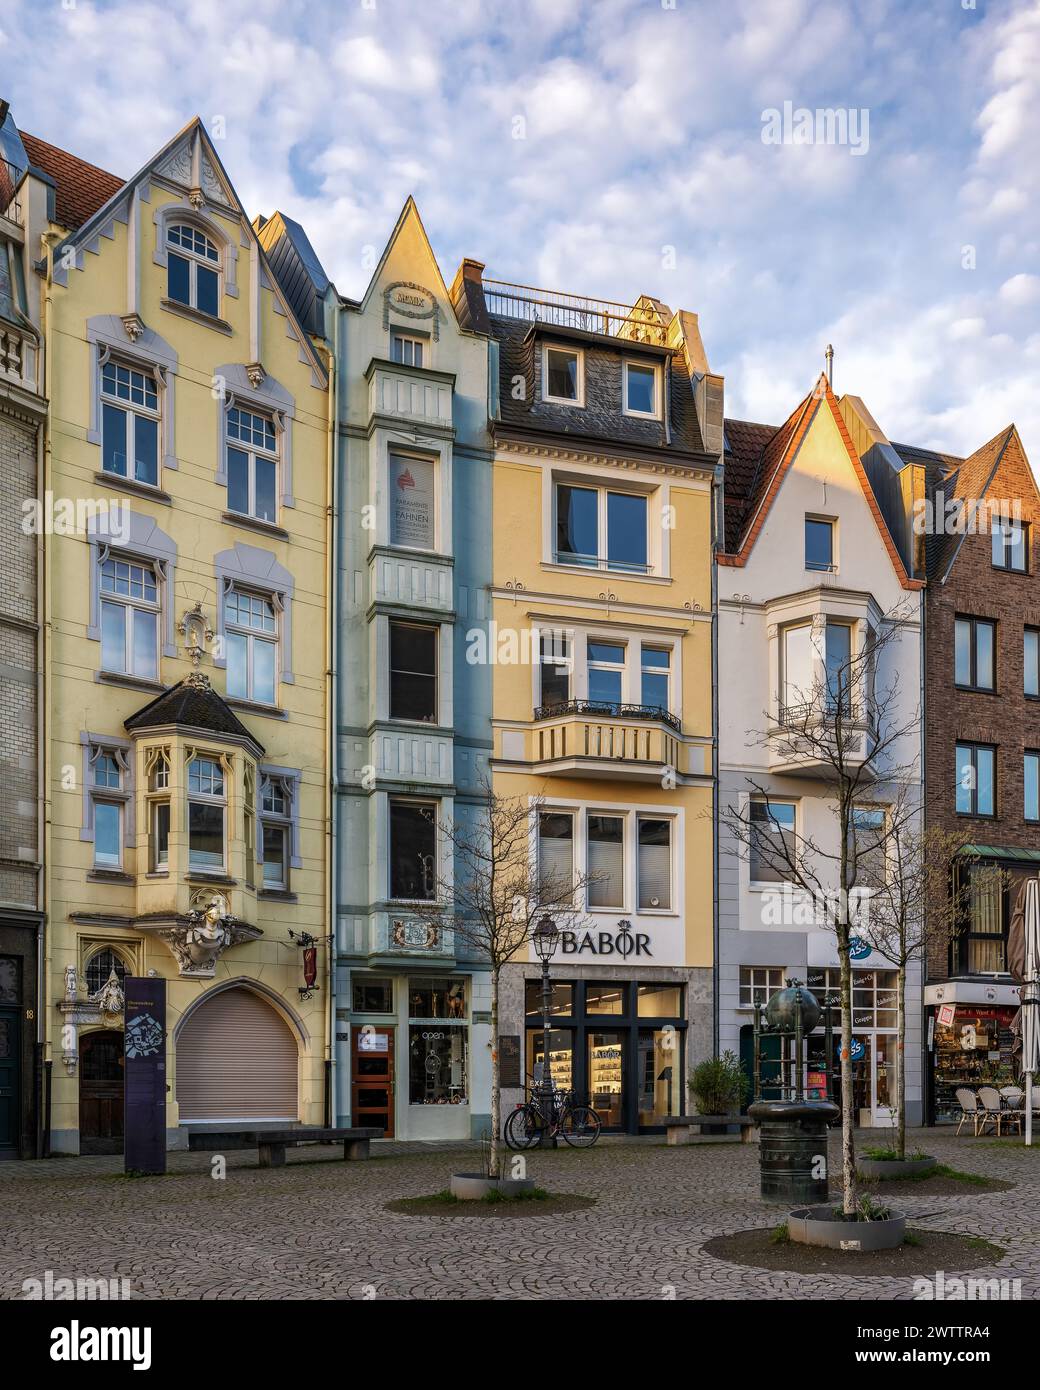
[896, 961, 906, 1162]
[489, 969, 501, 1180]
[838, 938, 857, 1215]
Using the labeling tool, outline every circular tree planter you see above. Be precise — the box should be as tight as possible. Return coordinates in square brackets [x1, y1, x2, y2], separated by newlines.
[449, 1173, 536, 1201]
[858, 1154, 937, 1182]
[788, 1205, 906, 1251]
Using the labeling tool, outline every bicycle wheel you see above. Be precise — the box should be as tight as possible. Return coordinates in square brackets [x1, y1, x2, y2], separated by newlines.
[504, 1104, 543, 1150]
[559, 1105, 601, 1148]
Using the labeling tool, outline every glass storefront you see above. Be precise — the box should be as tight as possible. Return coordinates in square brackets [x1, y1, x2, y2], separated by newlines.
[523, 978, 686, 1132]
[408, 1025, 468, 1106]
[932, 1005, 1017, 1124]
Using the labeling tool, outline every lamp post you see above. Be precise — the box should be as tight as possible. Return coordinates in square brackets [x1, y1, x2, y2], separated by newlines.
[533, 915, 560, 1148]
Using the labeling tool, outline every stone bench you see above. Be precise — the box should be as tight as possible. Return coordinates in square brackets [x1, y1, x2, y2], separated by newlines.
[188, 1126, 383, 1167]
[662, 1115, 756, 1146]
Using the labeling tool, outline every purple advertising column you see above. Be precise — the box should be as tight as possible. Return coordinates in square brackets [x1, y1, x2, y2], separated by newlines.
[123, 976, 167, 1174]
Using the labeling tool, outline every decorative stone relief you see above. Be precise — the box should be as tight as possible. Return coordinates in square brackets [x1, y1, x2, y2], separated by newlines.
[57, 968, 126, 1075]
[143, 891, 262, 978]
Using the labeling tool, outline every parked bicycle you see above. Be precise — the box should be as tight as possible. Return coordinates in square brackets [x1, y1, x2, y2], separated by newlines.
[504, 1080, 601, 1149]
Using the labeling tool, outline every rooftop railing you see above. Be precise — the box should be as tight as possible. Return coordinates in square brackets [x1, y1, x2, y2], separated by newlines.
[482, 277, 668, 345]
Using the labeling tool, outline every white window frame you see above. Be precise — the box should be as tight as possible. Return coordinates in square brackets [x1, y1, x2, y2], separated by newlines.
[99, 356, 163, 488]
[748, 797, 798, 886]
[99, 552, 161, 681]
[225, 404, 280, 524]
[636, 814, 673, 911]
[390, 332, 426, 368]
[91, 751, 125, 871]
[166, 221, 222, 316]
[259, 773, 292, 890]
[224, 585, 279, 706]
[542, 343, 584, 407]
[553, 479, 652, 574]
[534, 800, 681, 918]
[622, 359, 661, 419]
[739, 966, 786, 1009]
[187, 755, 228, 873]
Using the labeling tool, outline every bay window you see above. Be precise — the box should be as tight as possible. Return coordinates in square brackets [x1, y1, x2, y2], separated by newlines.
[825, 621, 853, 714]
[188, 756, 226, 871]
[147, 749, 170, 872]
[780, 623, 813, 719]
[389, 621, 437, 722]
[389, 799, 436, 901]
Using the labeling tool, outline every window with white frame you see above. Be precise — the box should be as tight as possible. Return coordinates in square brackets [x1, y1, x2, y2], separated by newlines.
[641, 646, 670, 714]
[555, 482, 649, 572]
[538, 632, 572, 710]
[260, 774, 292, 889]
[166, 223, 220, 316]
[587, 814, 624, 908]
[226, 406, 278, 524]
[187, 756, 226, 871]
[91, 749, 125, 870]
[849, 806, 887, 887]
[543, 345, 582, 405]
[780, 622, 813, 719]
[992, 516, 1028, 572]
[244, 762, 256, 889]
[739, 966, 785, 1008]
[224, 587, 277, 705]
[147, 748, 170, 872]
[388, 452, 436, 550]
[623, 360, 659, 418]
[637, 817, 671, 909]
[391, 332, 425, 367]
[537, 811, 574, 903]
[749, 799, 796, 883]
[100, 359, 160, 487]
[99, 554, 160, 680]
[587, 641, 626, 709]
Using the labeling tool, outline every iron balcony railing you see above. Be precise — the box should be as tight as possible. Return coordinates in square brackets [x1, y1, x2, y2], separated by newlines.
[482, 277, 668, 345]
[533, 698, 681, 734]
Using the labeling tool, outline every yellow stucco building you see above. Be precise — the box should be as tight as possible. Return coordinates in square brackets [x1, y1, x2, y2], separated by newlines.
[459, 280, 723, 1132]
[14, 116, 331, 1152]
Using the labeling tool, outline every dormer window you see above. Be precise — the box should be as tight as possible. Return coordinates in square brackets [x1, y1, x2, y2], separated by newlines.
[391, 332, 424, 367]
[543, 346, 583, 405]
[167, 223, 220, 316]
[623, 361, 660, 418]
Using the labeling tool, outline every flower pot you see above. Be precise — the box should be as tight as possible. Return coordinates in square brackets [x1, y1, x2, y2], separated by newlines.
[788, 1205, 906, 1251]
[449, 1173, 536, 1201]
[857, 1155, 937, 1181]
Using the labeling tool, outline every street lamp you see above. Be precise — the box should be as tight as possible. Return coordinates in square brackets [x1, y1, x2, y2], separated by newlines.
[533, 915, 560, 1147]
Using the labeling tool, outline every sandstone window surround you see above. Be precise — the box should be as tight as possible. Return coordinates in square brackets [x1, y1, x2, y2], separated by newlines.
[214, 364, 296, 514]
[86, 315, 179, 480]
[213, 542, 295, 690]
[152, 201, 239, 309]
[86, 510, 179, 669]
[258, 765, 303, 888]
[79, 732, 134, 864]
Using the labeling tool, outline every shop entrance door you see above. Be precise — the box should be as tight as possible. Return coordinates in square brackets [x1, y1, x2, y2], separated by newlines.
[0, 1007, 19, 1155]
[637, 1028, 677, 1127]
[79, 1030, 124, 1155]
[587, 1031, 625, 1129]
[352, 1026, 394, 1137]
[872, 1035, 894, 1128]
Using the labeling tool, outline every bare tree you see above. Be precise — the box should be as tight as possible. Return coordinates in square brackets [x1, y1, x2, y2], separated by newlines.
[856, 801, 980, 1161]
[410, 775, 596, 1180]
[720, 603, 920, 1215]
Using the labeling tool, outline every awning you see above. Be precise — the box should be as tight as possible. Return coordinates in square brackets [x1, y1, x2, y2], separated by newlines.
[963, 845, 1040, 864]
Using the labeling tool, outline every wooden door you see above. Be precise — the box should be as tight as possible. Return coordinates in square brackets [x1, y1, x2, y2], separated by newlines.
[80, 1030, 124, 1155]
[0, 1007, 20, 1155]
[352, 1026, 394, 1137]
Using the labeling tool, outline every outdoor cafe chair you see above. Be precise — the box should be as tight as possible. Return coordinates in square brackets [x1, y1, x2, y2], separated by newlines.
[955, 1088, 982, 1136]
[977, 1086, 1005, 1135]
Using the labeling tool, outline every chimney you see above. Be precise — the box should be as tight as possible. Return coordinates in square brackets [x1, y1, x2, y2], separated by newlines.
[450, 258, 490, 334]
[825, 343, 834, 387]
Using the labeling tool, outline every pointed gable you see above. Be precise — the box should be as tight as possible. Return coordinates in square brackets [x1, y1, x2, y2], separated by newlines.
[358, 196, 463, 336]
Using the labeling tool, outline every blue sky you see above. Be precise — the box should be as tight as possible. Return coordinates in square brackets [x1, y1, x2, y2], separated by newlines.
[3, 0, 1038, 456]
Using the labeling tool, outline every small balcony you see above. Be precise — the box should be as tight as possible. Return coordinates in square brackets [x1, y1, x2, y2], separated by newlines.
[366, 359, 453, 430]
[767, 701, 877, 778]
[516, 700, 685, 781]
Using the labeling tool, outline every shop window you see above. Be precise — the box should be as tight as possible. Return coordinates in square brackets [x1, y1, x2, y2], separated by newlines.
[955, 616, 996, 691]
[100, 555, 160, 680]
[527, 1028, 573, 1093]
[638, 817, 671, 909]
[388, 452, 435, 549]
[408, 1026, 467, 1106]
[226, 406, 278, 524]
[524, 980, 574, 1018]
[167, 222, 220, 316]
[586, 983, 626, 1015]
[955, 742, 996, 817]
[636, 983, 683, 1017]
[389, 621, 437, 722]
[100, 358, 160, 487]
[352, 977, 394, 1013]
[749, 799, 796, 883]
[851, 969, 899, 1029]
[739, 966, 785, 1009]
[952, 863, 1007, 974]
[389, 799, 436, 901]
[407, 978, 466, 1020]
[933, 1005, 1017, 1123]
[187, 755, 226, 872]
[587, 814, 624, 908]
[805, 968, 840, 1011]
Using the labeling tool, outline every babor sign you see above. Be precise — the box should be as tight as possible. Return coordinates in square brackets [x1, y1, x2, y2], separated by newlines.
[560, 923, 652, 958]
[123, 976, 166, 1175]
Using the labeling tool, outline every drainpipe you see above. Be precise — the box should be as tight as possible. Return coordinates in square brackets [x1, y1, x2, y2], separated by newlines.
[323, 299, 341, 1127]
[711, 462, 722, 1061]
[39, 228, 60, 1156]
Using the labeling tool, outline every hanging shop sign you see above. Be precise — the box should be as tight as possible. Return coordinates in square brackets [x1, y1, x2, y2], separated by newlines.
[123, 976, 166, 1175]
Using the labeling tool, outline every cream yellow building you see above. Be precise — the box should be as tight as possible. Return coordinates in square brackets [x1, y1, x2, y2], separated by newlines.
[457, 279, 723, 1133]
[14, 115, 331, 1152]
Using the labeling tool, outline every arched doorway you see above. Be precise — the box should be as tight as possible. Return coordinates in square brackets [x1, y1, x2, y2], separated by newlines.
[79, 1030, 124, 1155]
[176, 986, 299, 1123]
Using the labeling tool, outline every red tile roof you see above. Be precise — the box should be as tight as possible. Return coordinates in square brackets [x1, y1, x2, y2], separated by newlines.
[20, 132, 123, 231]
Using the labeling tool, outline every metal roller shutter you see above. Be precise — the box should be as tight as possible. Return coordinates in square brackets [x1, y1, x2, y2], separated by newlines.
[177, 987, 298, 1121]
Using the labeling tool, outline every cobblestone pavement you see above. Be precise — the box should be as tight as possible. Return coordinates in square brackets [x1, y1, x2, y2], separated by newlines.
[1, 1129, 1037, 1300]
